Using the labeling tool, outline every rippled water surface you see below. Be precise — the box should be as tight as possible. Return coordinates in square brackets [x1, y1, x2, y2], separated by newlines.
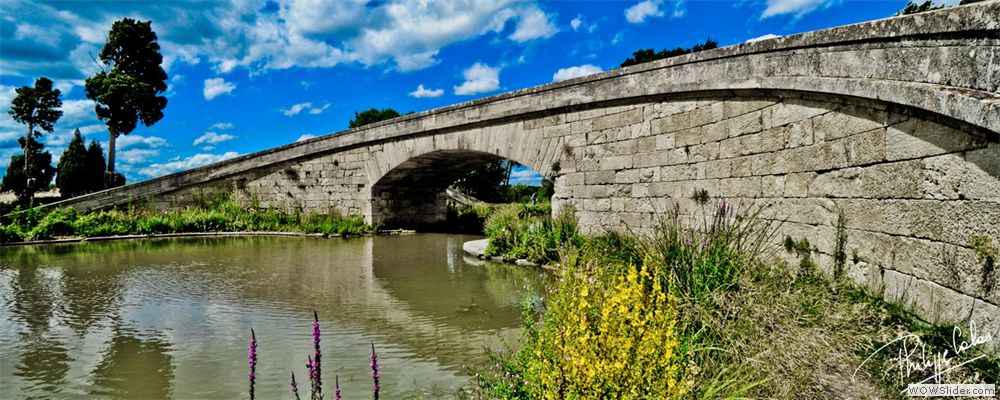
[0, 234, 547, 399]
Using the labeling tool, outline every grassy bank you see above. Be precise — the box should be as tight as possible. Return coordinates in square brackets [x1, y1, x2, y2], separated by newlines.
[0, 193, 371, 243]
[470, 203, 998, 399]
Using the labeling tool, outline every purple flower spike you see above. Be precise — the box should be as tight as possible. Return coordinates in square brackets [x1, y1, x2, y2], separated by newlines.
[291, 371, 301, 400]
[371, 342, 380, 400]
[248, 329, 258, 400]
[335, 375, 342, 400]
[311, 310, 322, 400]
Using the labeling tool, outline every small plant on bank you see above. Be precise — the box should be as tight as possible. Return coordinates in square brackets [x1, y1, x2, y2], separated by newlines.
[482, 203, 581, 264]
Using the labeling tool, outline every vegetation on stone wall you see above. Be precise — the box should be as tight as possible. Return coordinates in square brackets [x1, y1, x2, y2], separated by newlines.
[472, 200, 999, 399]
[620, 38, 718, 68]
[0, 192, 371, 243]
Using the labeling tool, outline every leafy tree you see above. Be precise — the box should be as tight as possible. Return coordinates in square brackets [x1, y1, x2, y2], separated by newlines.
[348, 108, 401, 128]
[1, 137, 56, 203]
[898, 0, 943, 14]
[85, 18, 168, 188]
[85, 141, 108, 193]
[620, 38, 718, 68]
[6, 77, 62, 202]
[56, 129, 90, 197]
[537, 178, 555, 201]
[451, 160, 517, 203]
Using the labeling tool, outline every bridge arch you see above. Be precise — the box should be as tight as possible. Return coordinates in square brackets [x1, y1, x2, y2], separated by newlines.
[366, 124, 553, 226]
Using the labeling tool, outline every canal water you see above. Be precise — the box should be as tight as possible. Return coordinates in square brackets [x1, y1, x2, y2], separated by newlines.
[0, 234, 547, 399]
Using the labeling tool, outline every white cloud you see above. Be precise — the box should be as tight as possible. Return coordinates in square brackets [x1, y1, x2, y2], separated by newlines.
[210, 122, 234, 130]
[625, 0, 685, 23]
[139, 151, 240, 178]
[203, 78, 236, 100]
[308, 103, 330, 115]
[409, 84, 444, 98]
[1, 0, 564, 79]
[745, 33, 781, 43]
[612, 32, 625, 45]
[625, 0, 664, 23]
[296, 134, 316, 142]
[761, 0, 836, 18]
[552, 64, 602, 82]
[509, 5, 558, 42]
[281, 102, 330, 116]
[116, 134, 168, 150]
[119, 148, 160, 164]
[509, 168, 542, 185]
[454, 63, 500, 95]
[571, 15, 582, 31]
[283, 102, 312, 116]
[193, 131, 237, 146]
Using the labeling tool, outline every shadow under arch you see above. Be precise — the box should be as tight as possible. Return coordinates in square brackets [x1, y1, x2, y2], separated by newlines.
[371, 149, 544, 228]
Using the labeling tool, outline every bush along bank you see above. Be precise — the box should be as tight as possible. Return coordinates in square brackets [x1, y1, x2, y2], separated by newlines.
[472, 202, 998, 399]
[0, 192, 372, 244]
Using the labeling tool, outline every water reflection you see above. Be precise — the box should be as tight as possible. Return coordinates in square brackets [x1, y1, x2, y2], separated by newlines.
[88, 326, 175, 399]
[0, 234, 547, 399]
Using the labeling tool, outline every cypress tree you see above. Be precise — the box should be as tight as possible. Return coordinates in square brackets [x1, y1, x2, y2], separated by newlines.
[84, 140, 107, 193]
[56, 129, 89, 197]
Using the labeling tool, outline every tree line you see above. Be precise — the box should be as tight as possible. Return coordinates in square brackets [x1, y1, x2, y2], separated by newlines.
[2, 18, 168, 205]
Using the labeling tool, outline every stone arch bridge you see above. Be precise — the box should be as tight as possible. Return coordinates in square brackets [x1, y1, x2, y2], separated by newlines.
[50, 4, 1000, 329]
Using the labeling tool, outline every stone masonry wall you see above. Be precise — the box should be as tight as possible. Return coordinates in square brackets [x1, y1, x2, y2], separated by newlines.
[545, 92, 1000, 332]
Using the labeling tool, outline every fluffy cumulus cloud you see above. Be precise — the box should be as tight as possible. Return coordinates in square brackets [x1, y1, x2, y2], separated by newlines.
[139, 151, 239, 178]
[760, 0, 837, 18]
[454, 63, 500, 95]
[0, 0, 560, 78]
[203, 78, 236, 100]
[508, 5, 558, 42]
[115, 134, 168, 150]
[625, 0, 663, 23]
[296, 133, 316, 142]
[409, 84, 444, 98]
[625, 0, 685, 23]
[281, 102, 330, 116]
[193, 131, 237, 146]
[552, 64, 602, 82]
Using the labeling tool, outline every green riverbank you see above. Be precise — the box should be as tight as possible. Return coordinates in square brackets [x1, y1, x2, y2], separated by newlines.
[0, 192, 371, 244]
[466, 202, 999, 399]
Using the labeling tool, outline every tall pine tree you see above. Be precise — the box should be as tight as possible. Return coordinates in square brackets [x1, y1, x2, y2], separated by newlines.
[85, 18, 168, 188]
[5, 77, 62, 202]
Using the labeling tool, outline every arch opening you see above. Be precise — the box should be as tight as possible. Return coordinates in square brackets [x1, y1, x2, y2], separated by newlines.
[371, 149, 549, 229]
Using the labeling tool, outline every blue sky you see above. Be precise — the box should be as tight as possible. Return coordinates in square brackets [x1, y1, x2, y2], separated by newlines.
[0, 0, 946, 186]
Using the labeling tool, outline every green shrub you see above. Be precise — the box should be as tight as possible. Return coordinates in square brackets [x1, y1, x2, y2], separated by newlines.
[26, 207, 78, 240]
[483, 203, 578, 264]
[0, 224, 23, 243]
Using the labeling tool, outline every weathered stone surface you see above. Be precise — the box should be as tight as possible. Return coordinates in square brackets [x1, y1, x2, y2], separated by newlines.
[40, 3, 1000, 328]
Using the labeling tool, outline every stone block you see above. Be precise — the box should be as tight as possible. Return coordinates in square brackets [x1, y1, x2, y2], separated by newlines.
[782, 120, 814, 148]
[886, 119, 987, 161]
[654, 134, 676, 150]
[726, 109, 764, 138]
[688, 142, 720, 163]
